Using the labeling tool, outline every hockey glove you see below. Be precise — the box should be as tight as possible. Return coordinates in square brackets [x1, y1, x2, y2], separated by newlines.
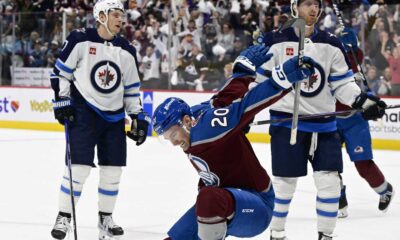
[52, 97, 74, 125]
[352, 92, 387, 120]
[339, 27, 358, 52]
[127, 111, 151, 146]
[232, 45, 272, 76]
[271, 56, 316, 90]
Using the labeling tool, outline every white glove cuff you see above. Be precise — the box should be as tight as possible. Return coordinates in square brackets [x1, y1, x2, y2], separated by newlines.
[233, 56, 256, 72]
[271, 64, 293, 90]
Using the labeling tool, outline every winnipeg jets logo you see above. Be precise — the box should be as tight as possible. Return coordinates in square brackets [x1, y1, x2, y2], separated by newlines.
[90, 60, 121, 94]
[98, 68, 115, 87]
[189, 154, 220, 187]
[303, 74, 318, 90]
[300, 62, 325, 98]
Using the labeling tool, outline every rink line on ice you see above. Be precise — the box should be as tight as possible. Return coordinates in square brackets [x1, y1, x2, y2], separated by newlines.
[1, 121, 400, 150]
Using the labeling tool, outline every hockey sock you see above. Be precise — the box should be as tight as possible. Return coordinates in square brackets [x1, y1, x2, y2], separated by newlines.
[196, 187, 234, 240]
[270, 177, 298, 232]
[98, 166, 122, 213]
[354, 160, 387, 194]
[59, 164, 91, 213]
[313, 171, 340, 234]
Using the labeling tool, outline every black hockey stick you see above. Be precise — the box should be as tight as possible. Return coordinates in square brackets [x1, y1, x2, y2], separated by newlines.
[250, 104, 400, 126]
[64, 121, 78, 240]
[332, 0, 371, 91]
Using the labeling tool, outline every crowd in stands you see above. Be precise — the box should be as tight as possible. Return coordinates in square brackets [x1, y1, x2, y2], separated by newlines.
[0, 0, 399, 96]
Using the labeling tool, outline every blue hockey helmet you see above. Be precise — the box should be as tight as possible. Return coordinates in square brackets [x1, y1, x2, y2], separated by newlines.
[152, 97, 192, 136]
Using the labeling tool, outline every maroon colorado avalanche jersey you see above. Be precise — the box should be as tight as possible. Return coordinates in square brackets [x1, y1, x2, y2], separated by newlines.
[184, 76, 289, 192]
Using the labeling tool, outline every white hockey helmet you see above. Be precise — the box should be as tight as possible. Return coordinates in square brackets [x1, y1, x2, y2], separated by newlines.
[93, 0, 125, 22]
[290, 0, 322, 18]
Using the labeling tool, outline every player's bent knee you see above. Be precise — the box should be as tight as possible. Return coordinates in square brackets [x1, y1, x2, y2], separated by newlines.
[273, 177, 298, 195]
[313, 171, 340, 197]
[65, 164, 91, 183]
[196, 187, 235, 220]
[198, 221, 227, 240]
[99, 166, 122, 184]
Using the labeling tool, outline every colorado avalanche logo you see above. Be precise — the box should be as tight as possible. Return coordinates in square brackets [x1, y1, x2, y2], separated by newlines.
[90, 60, 121, 94]
[189, 154, 220, 187]
[300, 62, 325, 98]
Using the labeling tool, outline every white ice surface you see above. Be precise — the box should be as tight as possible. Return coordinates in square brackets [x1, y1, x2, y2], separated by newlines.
[0, 129, 399, 240]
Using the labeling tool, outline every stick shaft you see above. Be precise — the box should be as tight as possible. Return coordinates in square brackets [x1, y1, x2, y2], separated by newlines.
[251, 104, 400, 126]
[65, 121, 78, 240]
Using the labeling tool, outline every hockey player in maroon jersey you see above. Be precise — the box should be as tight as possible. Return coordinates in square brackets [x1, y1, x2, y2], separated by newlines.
[152, 44, 316, 240]
[336, 27, 394, 218]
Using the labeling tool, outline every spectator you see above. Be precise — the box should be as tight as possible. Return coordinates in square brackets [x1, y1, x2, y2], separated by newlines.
[140, 44, 161, 89]
[224, 36, 245, 64]
[28, 39, 45, 67]
[218, 22, 235, 51]
[386, 45, 400, 95]
[45, 39, 60, 67]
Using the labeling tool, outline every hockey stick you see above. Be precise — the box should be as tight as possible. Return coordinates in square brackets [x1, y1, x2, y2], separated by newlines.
[331, 0, 371, 91]
[289, 18, 306, 145]
[64, 121, 78, 240]
[250, 104, 400, 126]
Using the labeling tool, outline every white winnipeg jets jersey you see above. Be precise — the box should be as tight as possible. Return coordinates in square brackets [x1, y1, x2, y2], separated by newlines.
[257, 27, 361, 132]
[52, 28, 142, 121]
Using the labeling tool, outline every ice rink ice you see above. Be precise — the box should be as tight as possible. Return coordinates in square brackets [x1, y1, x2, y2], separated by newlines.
[0, 129, 399, 240]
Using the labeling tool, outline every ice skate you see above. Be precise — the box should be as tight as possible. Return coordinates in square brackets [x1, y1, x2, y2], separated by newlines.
[338, 186, 348, 218]
[318, 232, 333, 240]
[379, 183, 395, 212]
[98, 213, 124, 240]
[51, 212, 71, 240]
[270, 230, 288, 240]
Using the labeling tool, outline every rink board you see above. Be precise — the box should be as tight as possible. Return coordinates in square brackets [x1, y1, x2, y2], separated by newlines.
[0, 87, 399, 150]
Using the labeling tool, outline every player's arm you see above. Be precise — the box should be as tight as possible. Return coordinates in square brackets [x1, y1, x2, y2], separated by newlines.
[202, 54, 316, 139]
[51, 30, 83, 99]
[329, 41, 386, 120]
[122, 42, 150, 146]
[50, 29, 84, 124]
[210, 44, 274, 108]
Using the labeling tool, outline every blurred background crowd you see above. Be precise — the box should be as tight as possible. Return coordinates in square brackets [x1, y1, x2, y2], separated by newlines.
[0, 0, 399, 96]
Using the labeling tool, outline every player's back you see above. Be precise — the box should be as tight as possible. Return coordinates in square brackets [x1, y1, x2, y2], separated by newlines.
[185, 107, 270, 192]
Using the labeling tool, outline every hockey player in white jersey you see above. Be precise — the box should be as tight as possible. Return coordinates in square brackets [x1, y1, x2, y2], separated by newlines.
[255, 0, 387, 239]
[50, 0, 150, 239]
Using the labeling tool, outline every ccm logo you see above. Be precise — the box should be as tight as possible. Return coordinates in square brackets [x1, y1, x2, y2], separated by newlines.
[242, 209, 254, 213]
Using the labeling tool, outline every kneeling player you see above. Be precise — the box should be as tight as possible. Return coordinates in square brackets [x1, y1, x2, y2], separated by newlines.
[152, 45, 316, 240]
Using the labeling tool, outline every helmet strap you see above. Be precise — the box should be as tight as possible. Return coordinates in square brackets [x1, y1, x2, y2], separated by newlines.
[98, 11, 116, 37]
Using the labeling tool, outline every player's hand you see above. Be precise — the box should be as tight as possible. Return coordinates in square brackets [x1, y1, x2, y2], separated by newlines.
[352, 92, 387, 120]
[232, 45, 273, 75]
[127, 111, 151, 146]
[339, 27, 358, 52]
[52, 97, 74, 125]
[271, 56, 316, 90]
[252, 29, 266, 45]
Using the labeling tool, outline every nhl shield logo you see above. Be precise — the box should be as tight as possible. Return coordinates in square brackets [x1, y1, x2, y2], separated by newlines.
[90, 60, 121, 94]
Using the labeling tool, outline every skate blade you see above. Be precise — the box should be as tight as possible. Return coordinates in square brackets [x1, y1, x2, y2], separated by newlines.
[338, 207, 348, 218]
[99, 230, 122, 240]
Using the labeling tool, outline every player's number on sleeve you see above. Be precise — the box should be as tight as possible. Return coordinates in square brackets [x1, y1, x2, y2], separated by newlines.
[211, 108, 229, 127]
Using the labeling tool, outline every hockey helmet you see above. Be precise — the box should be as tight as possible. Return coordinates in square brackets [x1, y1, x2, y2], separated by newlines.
[290, 0, 322, 18]
[93, 0, 125, 22]
[153, 97, 192, 136]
